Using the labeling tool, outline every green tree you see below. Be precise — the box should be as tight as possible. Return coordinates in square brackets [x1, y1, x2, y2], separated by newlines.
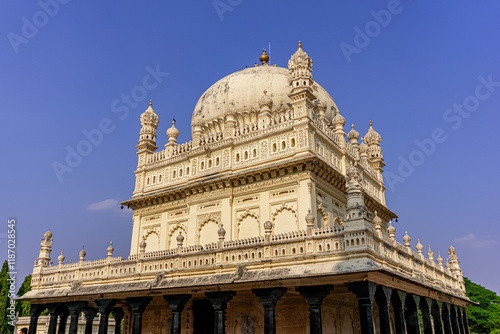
[0, 261, 14, 334]
[465, 277, 500, 334]
[15, 275, 31, 317]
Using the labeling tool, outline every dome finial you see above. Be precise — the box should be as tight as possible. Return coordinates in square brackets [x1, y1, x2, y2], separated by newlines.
[298, 41, 302, 49]
[149, 100, 152, 107]
[260, 49, 269, 65]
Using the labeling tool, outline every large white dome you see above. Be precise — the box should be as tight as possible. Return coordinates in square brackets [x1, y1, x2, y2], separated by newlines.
[191, 64, 339, 134]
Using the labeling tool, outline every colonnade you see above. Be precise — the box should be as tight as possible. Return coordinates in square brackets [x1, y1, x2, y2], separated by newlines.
[28, 281, 470, 334]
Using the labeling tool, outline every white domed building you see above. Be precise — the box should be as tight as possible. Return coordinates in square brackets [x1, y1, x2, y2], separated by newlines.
[22, 43, 470, 334]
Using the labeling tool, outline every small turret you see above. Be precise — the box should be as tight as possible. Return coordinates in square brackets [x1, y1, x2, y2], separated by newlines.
[288, 42, 317, 118]
[57, 250, 65, 266]
[137, 100, 159, 153]
[258, 91, 273, 129]
[36, 230, 53, 267]
[345, 163, 367, 220]
[166, 119, 180, 147]
[364, 121, 385, 176]
[79, 247, 86, 262]
[107, 242, 114, 258]
[332, 110, 346, 138]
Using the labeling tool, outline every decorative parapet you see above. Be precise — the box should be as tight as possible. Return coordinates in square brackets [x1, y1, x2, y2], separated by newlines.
[31, 223, 466, 299]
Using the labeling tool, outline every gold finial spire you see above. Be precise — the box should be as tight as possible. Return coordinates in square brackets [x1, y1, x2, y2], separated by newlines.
[369, 120, 372, 126]
[351, 124, 355, 130]
[298, 41, 302, 49]
[259, 49, 269, 65]
[149, 100, 152, 107]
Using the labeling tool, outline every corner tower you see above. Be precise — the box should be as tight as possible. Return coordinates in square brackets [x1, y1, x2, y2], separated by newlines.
[134, 100, 159, 196]
[288, 42, 317, 119]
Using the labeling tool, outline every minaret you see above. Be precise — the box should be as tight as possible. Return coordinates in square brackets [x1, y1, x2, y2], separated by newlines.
[345, 163, 367, 220]
[288, 41, 317, 119]
[364, 121, 385, 176]
[36, 230, 53, 267]
[136, 100, 159, 166]
[133, 101, 159, 197]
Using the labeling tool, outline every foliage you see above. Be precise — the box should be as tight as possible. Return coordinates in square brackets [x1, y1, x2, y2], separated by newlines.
[15, 275, 32, 317]
[0, 261, 14, 334]
[465, 277, 500, 334]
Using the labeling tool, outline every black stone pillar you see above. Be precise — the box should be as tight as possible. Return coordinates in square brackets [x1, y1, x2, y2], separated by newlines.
[431, 300, 444, 334]
[442, 303, 452, 334]
[57, 305, 69, 334]
[126, 296, 152, 334]
[163, 294, 191, 334]
[46, 303, 62, 334]
[28, 304, 45, 334]
[206, 291, 236, 334]
[391, 290, 406, 334]
[112, 308, 125, 334]
[457, 306, 465, 334]
[462, 307, 470, 334]
[419, 297, 433, 334]
[83, 307, 98, 334]
[66, 301, 87, 334]
[252, 288, 287, 334]
[296, 285, 333, 334]
[96, 299, 117, 334]
[450, 305, 460, 334]
[375, 285, 392, 334]
[347, 281, 376, 334]
[404, 294, 421, 334]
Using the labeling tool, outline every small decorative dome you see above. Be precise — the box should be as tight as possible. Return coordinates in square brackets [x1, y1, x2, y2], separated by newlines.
[107, 242, 114, 257]
[416, 239, 424, 254]
[264, 221, 273, 230]
[332, 111, 346, 127]
[437, 251, 443, 266]
[79, 248, 86, 259]
[364, 121, 381, 146]
[305, 209, 315, 225]
[387, 221, 396, 237]
[58, 251, 65, 264]
[372, 211, 382, 226]
[44, 230, 53, 240]
[347, 124, 360, 142]
[359, 138, 368, 155]
[258, 90, 273, 109]
[346, 163, 360, 182]
[176, 231, 185, 243]
[167, 119, 180, 140]
[403, 231, 411, 245]
[140, 100, 159, 127]
[218, 224, 226, 237]
[427, 244, 434, 260]
[259, 49, 270, 65]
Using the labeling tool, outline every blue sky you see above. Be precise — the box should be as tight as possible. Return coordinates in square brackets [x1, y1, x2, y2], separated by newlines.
[1, 1, 499, 294]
